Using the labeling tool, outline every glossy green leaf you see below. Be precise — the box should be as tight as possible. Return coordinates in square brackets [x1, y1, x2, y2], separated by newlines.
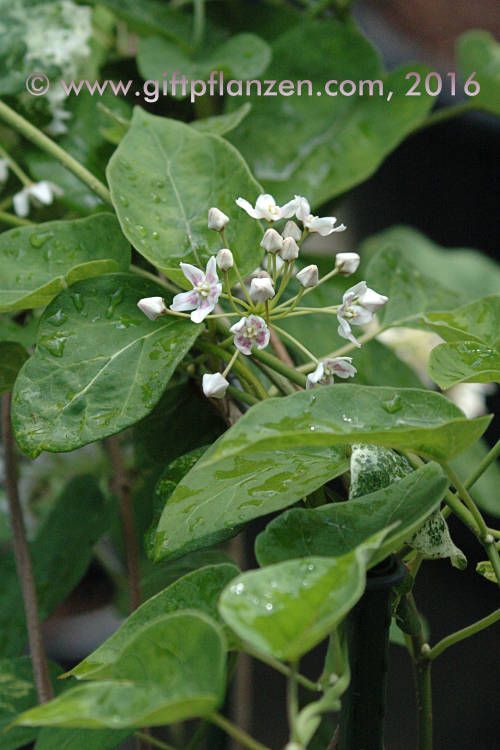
[107, 109, 263, 285]
[96, 0, 194, 43]
[219, 531, 389, 661]
[349, 443, 412, 498]
[458, 31, 500, 116]
[0, 215, 130, 313]
[137, 34, 271, 99]
[66, 563, 239, 680]
[476, 561, 497, 584]
[35, 727, 131, 750]
[151, 443, 348, 562]
[429, 342, 500, 389]
[228, 19, 431, 205]
[0, 475, 112, 657]
[423, 295, 500, 348]
[0, 342, 28, 394]
[14, 613, 227, 729]
[199, 385, 490, 464]
[365, 247, 460, 329]
[191, 103, 252, 136]
[255, 463, 447, 566]
[11, 273, 200, 457]
[360, 226, 500, 303]
[0, 658, 63, 750]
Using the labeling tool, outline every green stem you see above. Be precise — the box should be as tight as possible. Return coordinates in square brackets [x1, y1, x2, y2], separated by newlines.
[271, 323, 318, 364]
[192, 0, 206, 47]
[134, 732, 177, 750]
[208, 714, 271, 750]
[130, 264, 179, 294]
[0, 99, 112, 205]
[222, 348, 239, 378]
[223, 270, 246, 314]
[226, 384, 259, 406]
[426, 608, 500, 661]
[198, 340, 268, 400]
[252, 359, 296, 395]
[251, 347, 307, 388]
[464, 438, 500, 490]
[298, 328, 382, 373]
[0, 143, 32, 186]
[441, 462, 500, 588]
[270, 260, 292, 306]
[287, 660, 299, 743]
[232, 260, 253, 306]
[0, 210, 33, 227]
[406, 593, 433, 750]
[245, 649, 320, 692]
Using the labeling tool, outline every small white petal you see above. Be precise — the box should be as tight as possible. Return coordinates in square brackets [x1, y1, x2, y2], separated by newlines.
[216, 248, 234, 271]
[280, 236, 299, 261]
[170, 290, 199, 312]
[296, 264, 318, 288]
[249, 277, 275, 304]
[293, 195, 310, 223]
[208, 206, 229, 231]
[235, 197, 259, 218]
[137, 297, 167, 320]
[180, 262, 204, 287]
[202, 372, 229, 399]
[13, 189, 30, 218]
[260, 228, 283, 254]
[358, 287, 388, 313]
[335, 252, 360, 276]
[282, 220, 302, 241]
[29, 181, 54, 205]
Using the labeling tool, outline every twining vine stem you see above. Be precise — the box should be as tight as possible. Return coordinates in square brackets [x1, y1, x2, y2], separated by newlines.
[425, 608, 500, 661]
[1, 393, 53, 704]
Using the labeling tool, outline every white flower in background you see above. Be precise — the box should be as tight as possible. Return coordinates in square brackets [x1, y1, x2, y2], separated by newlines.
[280, 236, 299, 261]
[260, 228, 283, 254]
[23, 1, 92, 135]
[202, 372, 229, 399]
[293, 195, 346, 236]
[282, 220, 302, 241]
[13, 181, 63, 217]
[335, 252, 360, 276]
[0, 159, 9, 185]
[296, 264, 319, 288]
[216, 248, 233, 271]
[249, 277, 275, 304]
[170, 257, 222, 323]
[337, 281, 388, 346]
[377, 328, 442, 384]
[208, 206, 230, 231]
[230, 315, 270, 355]
[446, 383, 496, 419]
[306, 357, 357, 389]
[236, 193, 296, 222]
[137, 296, 167, 320]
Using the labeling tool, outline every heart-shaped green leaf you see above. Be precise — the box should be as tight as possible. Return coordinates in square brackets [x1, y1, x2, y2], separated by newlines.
[13, 612, 227, 729]
[151, 444, 349, 562]
[0, 215, 130, 313]
[429, 341, 500, 388]
[228, 19, 432, 205]
[11, 273, 200, 457]
[255, 462, 447, 566]
[424, 295, 500, 348]
[107, 109, 263, 285]
[191, 103, 252, 136]
[66, 563, 239, 680]
[219, 530, 389, 661]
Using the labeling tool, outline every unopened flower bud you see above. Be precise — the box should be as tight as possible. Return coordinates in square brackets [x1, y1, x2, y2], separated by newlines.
[202, 372, 229, 399]
[137, 296, 167, 320]
[335, 252, 360, 276]
[260, 227, 283, 254]
[296, 264, 319, 288]
[282, 220, 301, 241]
[208, 206, 230, 231]
[216, 248, 234, 271]
[249, 276, 275, 304]
[280, 236, 299, 261]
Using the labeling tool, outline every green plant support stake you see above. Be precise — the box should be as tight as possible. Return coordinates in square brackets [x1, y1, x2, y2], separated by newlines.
[338, 556, 406, 750]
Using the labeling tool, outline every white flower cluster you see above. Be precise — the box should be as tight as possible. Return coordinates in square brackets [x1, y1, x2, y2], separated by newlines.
[137, 193, 388, 400]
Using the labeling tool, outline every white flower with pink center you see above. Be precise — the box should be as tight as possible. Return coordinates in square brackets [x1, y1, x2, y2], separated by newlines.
[337, 281, 388, 347]
[306, 357, 357, 389]
[293, 195, 346, 236]
[170, 257, 222, 323]
[236, 193, 297, 222]
[230, 315, 270, 355]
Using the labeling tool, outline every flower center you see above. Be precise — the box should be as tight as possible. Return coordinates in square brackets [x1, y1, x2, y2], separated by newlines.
[196, 280, 211, 298]
[245, 325, 256, 338]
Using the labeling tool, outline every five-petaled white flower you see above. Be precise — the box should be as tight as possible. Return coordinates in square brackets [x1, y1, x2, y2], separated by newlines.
[306, 357, 357, 389]
[13, 181, 63, 218]
[236, 193, 296, 222]
[337, 281, 388, 347]
[202, 372, 229, 399]
[0, 158, 9, 185]
[230, 314, 270, 355]
[293, 195, 346, 236]
[170, 257, 222, 323]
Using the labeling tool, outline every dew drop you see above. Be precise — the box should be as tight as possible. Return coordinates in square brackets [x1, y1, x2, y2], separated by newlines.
[40, 335, 66, 357]
[30, 231, 54, 248]
[71, 293, 84, 311]
[382, 394, 402, 414]
[46, 309, 68, 327]
[105, 287, 124, 318]
[119, 195, 129, 207]
[135, 225, 147, 238]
